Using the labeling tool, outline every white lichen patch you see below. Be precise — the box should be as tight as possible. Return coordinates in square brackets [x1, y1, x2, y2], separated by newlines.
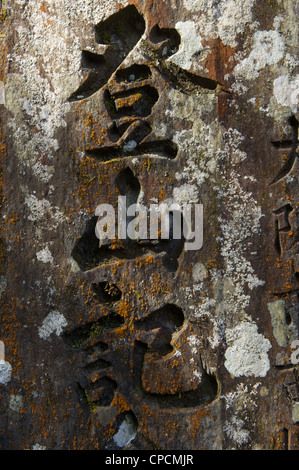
[9, 394, 23, 412]
[292, 403, 299, 424]
[170, 96, 265, 350]
[0, 276, 7, 300]
[32, 444, 47, 450]
[169, 20, 203, 70]
[192, 369, 203, 382]
[179, 124, 265, 325]
[234, 30, 285, 80]
[192, 297, 217, 321]
[224, 322, 271, 378]
[223, 383, 259, 411]
[5, 0, 117, 188]
[173, 125, 217, 188]
[25, 195, 51, 222]
[183, 0, 257, 48]
[192, 262, 208, 283]
[216, 170, 265, 312]
[36, 246, 53, 264]
[217, 128, 247, 164]
[216, 0, 257, 48]
[0, 360, 12, 385]
[268, 300, 298, 348]
[165, 88, 198, 120]
[113, 413, 138, 448]
[187, 335, 201, 355]
[173, 122, 248, 199]
[25, 194, 68, 229]
[273, 75, 299, 114]
[223, 416, 250, 446]
[32, 161, 54, 183]
[38, 311, 68, 340]
[172, 183, 200, 206]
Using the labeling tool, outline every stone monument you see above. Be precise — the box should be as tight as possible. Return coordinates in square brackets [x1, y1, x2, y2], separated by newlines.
[0, 0, 298, 450]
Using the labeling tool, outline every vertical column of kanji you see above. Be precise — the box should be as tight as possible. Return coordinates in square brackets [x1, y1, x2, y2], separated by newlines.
[268, 114, 299, 449]
[63, 4, 223, 449]
[63, 5, 156, 447]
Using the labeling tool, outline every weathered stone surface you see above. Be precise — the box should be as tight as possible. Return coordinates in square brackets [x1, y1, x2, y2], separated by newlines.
[0, 0, 298, 450]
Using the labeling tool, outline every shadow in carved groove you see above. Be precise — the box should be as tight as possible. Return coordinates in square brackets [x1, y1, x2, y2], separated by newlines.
[273, 203, 293, 255]
[116, 167, 141, 207]
[90, 85, 179, 162]
[149, 24, 181, 59]
[67, 4, 223, 164]
[104, 86, 159, 119]
[64, 304, 218, 410]
[64, 312, 124, 349]
[133, 304, 218, 408]
[134, 340, 218, 408]
[78, 377, 117, 407]
[64, 310, 124, 407]
[68, 4, 221, 103]
[66, 4, 221, 420]
[72, 168, 185, 272]
[71, 212, 185, 272]
[92, 281, 122, 304]
[68, 5, 146, 102]
[270, 114, 299, 185]
[115, 64, 152, 83]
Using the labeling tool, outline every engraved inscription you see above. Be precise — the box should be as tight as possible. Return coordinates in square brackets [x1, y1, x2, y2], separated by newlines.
[66, 4, 220, 431]
[271, 114, 299, 185]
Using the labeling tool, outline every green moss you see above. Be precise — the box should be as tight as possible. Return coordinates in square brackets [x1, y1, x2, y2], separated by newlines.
[101, 32, 112, 45]
[83, 389, 97, 414]
[105, 96, 117, 115]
